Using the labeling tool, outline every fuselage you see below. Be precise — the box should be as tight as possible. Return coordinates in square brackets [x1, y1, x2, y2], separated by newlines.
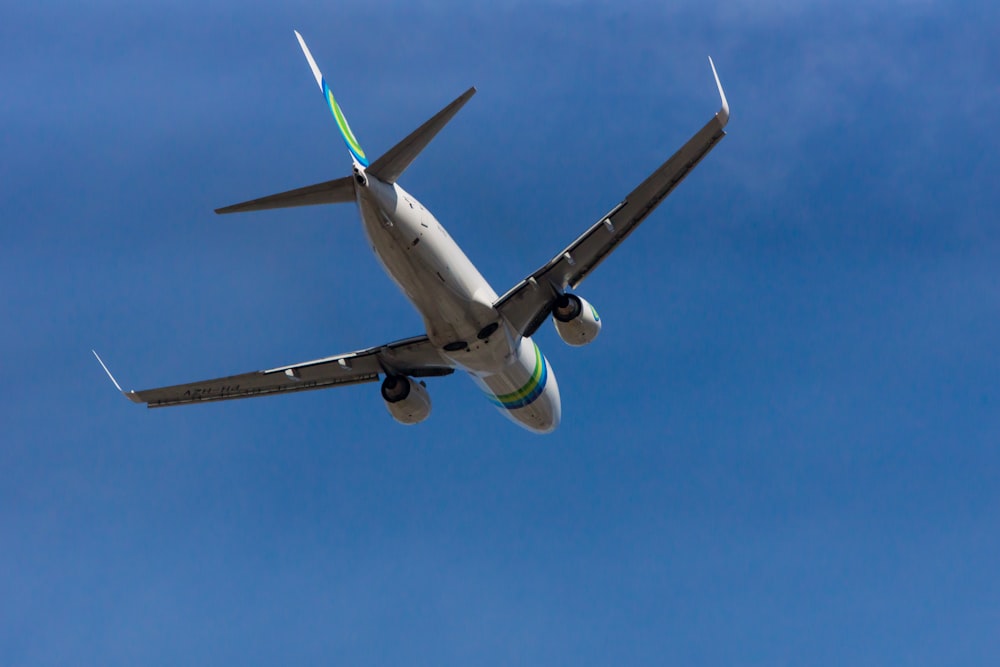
[354, 167, 561, 433]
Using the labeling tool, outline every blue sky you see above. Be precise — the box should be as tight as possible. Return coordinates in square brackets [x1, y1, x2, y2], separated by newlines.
[2, 1, 998, 664]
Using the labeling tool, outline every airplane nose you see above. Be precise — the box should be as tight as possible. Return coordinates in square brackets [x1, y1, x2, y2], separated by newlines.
[514, 378, 561, 434]
[533, 411, 560, 434]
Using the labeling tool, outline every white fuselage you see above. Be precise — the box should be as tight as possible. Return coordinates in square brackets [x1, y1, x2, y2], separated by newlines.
[354, 170, 561, 433]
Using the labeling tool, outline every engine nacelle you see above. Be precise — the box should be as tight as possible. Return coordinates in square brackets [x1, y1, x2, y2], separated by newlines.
[380, 375, 432, 425]
[552, 293, 602, 346]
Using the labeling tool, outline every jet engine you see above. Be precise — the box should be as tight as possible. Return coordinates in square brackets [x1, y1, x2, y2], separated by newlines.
[552, 293, 602, 346]
[380, 375, 432, 424]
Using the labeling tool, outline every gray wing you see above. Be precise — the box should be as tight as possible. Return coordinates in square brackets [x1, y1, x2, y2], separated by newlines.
[494, 60, 730, 338]
[124, 335, 453, 408]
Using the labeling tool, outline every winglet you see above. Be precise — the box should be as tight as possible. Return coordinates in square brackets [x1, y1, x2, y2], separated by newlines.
[708, 57, 729, 127]
[93, 350, 123, 391]
[92, 350, 142, 402]
[294, 30, 369, 167]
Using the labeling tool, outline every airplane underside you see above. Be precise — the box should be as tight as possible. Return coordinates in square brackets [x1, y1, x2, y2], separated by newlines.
[356, 167, 562, 433]
[95, 30, 729, 435]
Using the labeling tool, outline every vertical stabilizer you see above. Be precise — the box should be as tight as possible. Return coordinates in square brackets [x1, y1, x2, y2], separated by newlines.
[294, 30, 369, 166]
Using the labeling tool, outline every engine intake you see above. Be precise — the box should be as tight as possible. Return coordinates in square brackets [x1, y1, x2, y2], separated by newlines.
[552, 293, 602, 346]
[381, 375, 432, 424]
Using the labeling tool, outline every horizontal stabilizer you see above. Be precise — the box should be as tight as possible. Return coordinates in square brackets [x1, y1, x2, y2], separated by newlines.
[367, 87, 477, 184]
[215, 175, 355, 214]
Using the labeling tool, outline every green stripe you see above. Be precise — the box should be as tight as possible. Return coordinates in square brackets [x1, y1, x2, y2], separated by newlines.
[493, 343, 543, 404]
[326, 89, 366, 160]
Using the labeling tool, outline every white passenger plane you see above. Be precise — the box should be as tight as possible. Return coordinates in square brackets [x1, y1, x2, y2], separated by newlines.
[95, 31, 730, 433]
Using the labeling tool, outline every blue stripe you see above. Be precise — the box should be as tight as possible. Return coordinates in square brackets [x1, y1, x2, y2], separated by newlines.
[487, 356, 549, 411]
[321, 79, 369, 167]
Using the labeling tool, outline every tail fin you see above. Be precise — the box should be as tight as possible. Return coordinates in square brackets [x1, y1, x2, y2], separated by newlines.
[215, 33, 477, 215]
[294, 30, 369, 167]
[294, 30, 475, 184]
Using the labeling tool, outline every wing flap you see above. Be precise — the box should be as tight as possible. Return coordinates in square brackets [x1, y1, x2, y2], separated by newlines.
[127, 335, 453, 408]
[215, 176, 355, 214]
[133, 366, 379, 408]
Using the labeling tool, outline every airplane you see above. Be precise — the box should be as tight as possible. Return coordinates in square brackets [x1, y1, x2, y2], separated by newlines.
[95, 31, 730, 434]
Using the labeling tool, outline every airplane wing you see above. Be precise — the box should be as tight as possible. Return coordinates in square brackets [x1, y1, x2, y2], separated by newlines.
[116, 335, 454, 408]
[494, 59, 730, 338]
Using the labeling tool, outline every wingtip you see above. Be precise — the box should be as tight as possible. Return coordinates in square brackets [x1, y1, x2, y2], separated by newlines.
[456, 86, 477, 105]
[214, 201, 252, 214]
[708, 56, 730, 127]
